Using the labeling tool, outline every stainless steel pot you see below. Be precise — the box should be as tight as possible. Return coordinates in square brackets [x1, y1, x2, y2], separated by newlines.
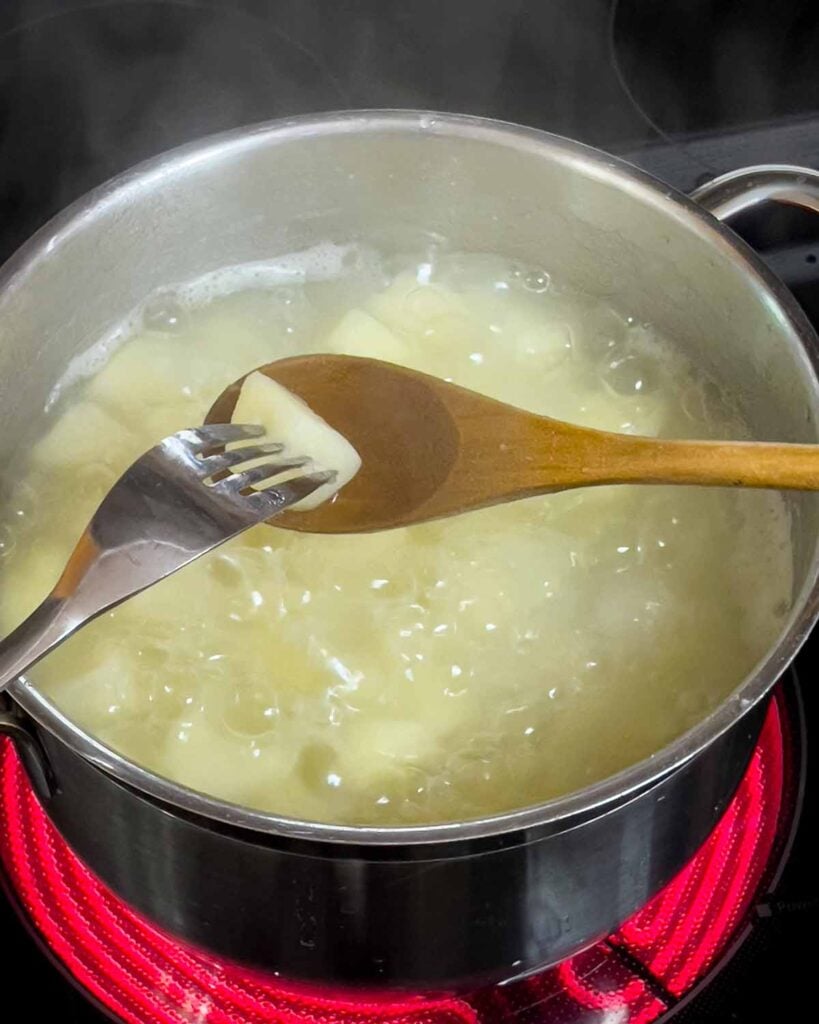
[2, 113, 819, 990]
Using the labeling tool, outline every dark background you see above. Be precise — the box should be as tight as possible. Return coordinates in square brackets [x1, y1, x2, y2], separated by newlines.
[3, 0, 819, 259]
[2, 1, 819, 1019]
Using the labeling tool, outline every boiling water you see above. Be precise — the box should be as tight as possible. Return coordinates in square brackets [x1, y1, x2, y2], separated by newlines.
[0, 249, 793, 825]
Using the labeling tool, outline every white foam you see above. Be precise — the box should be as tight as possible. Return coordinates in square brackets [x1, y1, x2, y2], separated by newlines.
[45, 242, 366, 410]
[176, 242, 361, 308]
[45, 311, 142, 413]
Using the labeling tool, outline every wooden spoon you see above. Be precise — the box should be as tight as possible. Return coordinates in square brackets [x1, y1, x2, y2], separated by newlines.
[206, 354, 819, 534]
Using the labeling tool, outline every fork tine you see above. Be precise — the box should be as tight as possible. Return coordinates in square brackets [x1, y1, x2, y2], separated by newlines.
[178, 423, 265, 454]
[200, 442, 286, 477]
[248, 470, 337, 510]
[228, 457, 313, 491]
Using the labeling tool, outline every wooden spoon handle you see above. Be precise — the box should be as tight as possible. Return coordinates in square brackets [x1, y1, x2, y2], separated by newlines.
[589, 434, 819, 491]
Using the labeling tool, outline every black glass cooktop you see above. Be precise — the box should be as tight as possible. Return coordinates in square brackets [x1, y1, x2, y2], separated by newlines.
[2, 1, 818, 1019]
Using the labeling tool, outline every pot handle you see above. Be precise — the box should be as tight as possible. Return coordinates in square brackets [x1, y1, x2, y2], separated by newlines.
[691, 164, 819, 221]
[0, 696, 54, 801]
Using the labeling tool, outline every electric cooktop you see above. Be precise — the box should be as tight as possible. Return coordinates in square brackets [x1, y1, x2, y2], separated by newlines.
[2, 1, 818, 1020]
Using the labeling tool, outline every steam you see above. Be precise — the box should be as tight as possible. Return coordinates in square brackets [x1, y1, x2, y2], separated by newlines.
[1, 0, 807, 271]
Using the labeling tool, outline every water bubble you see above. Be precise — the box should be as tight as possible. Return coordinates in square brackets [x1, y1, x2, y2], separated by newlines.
[222, 686, 280, 738]
[0, 523, 16, 559]
[583, 332, 620, 360]
[701, 379, 727, 424]
[681, 378, 728, 429]
[434, 253, 512, 292]
[11, 482, 36, 522]
[681, 383, 707, 423]
[522, 269, 550, 293]
[297, 742, 339, 791]
[402, 285, 452, 322]
[517, 323, 573, 372]
[208, 553, 246, 589]
[602, 353, 659, 396]
[143, 291, 186, 333]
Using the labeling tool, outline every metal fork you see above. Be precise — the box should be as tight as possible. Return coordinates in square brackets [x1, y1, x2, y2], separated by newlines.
[0, 424, 333, 693]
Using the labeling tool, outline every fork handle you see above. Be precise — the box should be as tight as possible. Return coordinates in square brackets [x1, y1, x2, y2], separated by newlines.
[0, 595, 78, 694]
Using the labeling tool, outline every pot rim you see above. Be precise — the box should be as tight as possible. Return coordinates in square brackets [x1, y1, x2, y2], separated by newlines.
[4, 109, 819, 846]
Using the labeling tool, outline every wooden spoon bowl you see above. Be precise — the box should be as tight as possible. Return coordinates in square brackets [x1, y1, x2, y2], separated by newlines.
[207, 354, 819, 534]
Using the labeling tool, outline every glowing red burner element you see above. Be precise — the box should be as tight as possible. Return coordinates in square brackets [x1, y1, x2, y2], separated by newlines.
[609, 701, 784, 996]
[0, 697, 789, 1024]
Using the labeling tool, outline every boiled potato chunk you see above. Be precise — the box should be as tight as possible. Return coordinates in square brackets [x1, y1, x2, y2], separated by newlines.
[231, 371, 361, 510]
[335, 719, 439, 789]
[159, 706, 292, 807]
[31, 401, 140, 473]
[42, 643, 142, 734]
[366, 273, 471, 340]
[325, 309, 411, 365]
[89, 329, 276, 423]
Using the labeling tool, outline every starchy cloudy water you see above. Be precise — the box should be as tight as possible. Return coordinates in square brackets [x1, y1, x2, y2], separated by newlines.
[0, 248, 793, 824]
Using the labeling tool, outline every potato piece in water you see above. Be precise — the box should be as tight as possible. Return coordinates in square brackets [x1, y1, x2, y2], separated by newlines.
[43, 643, 143, 734]
[325, 309, 411, 365]
[159, 707, 292, 807]
[89, 316, 280, 422]
[31, 401, 140, 473]
[366, 273, 471, 340]
[231, 371, 361, 510]
[335, 718, 441, 792]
